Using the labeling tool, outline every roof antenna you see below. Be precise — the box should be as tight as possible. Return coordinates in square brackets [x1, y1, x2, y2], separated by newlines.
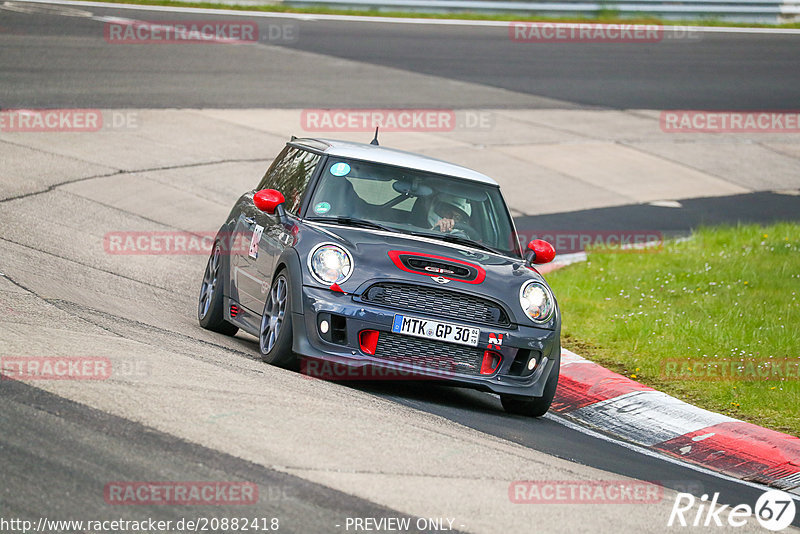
[370, 127, 379, 146]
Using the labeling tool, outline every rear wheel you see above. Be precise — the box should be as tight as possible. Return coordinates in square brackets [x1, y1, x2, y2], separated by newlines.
[500, 361, 559, 417]
[259, 272, 296, 368]
[198, 243, 239, 336]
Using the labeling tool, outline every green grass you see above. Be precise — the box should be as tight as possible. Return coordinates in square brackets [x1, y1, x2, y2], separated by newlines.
[547, 223, 800, 436]
[82, 0, 800, 29]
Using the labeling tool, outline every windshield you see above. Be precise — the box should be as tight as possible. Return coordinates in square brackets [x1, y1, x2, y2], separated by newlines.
[306, 158, 520, 257]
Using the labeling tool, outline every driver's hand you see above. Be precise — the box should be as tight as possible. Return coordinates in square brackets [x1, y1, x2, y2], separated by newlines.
[433, 218, 455, 233]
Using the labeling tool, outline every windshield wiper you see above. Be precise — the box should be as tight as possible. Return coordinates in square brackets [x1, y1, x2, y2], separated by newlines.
[308, 216, 398, 234]
[410, 231, 502, 255]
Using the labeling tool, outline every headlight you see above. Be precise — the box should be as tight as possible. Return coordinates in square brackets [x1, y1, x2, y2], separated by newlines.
[519, 281, 554, 323]
[309, 243, 353, 285]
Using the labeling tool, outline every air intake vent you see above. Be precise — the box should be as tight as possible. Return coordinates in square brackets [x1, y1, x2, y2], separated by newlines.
[388, 251, 485, 284]
[406, 258, 470, 277]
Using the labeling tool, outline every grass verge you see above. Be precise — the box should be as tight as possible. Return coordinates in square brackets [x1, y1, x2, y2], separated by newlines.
[546, 223, 800, 437]
[81, 0, 800, 29]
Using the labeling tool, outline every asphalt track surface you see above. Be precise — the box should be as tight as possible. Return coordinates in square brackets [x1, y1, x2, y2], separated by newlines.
[0, 2, 798, 109]
[1, 379, 429, 532]
[1, 2, 800, 533]
[517, 191, 800, 236]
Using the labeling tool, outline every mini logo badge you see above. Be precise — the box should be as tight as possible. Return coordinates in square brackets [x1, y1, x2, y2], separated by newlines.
[431, 276, 450, 284]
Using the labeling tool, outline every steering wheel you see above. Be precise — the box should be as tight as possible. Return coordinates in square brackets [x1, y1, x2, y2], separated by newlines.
[450, 221, 480, 241]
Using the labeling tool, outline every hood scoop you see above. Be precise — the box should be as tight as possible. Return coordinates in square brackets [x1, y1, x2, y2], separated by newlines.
[406, 258, 470, 277]
[389, 251, 485, 284]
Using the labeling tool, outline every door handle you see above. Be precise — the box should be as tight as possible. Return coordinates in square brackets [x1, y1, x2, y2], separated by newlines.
[243, 217, 257, 226]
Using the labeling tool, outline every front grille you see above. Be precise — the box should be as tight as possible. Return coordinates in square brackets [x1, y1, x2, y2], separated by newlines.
[374, 332, 483, 375]
[362, 282, 509, 326]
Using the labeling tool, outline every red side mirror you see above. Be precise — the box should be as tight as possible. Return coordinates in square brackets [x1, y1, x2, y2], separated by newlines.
[253, 189, 285, 214]
[527, 239, 556, 264]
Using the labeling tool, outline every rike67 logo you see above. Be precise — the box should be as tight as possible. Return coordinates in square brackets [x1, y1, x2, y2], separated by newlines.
[668, 489, 796, 531]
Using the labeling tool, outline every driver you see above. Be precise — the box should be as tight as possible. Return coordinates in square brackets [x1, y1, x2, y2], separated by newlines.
[428, 194, 471, 234]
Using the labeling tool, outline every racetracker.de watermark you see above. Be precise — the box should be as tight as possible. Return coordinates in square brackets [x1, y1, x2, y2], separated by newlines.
[103, 231, 251, 255]
[300, 109, 494, 132]
[0, 357, 112, 380]
[514, 230, 663, 255]
[669, 489, 796, 530]
[0, 109, 139, 132]
[660, 111, 800, 133]
[662, 358, 800, 381]
[509, 480, 663, 504]
[103, 20, 297, 44]
[104, 482, 258, 505]
[300, 357, 456, 381]
[509, 22, 701, 43]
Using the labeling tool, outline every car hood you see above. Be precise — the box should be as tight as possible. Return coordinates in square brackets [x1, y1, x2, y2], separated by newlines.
[297, 221, 554, 326]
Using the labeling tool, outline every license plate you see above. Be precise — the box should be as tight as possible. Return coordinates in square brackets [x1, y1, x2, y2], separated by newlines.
[391, 314, 480, 347]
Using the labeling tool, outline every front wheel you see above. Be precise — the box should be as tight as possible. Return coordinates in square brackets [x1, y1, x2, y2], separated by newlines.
[198, 243, 238, 336]
[500, 361, 559, 417]
[259, 272, 296, 368]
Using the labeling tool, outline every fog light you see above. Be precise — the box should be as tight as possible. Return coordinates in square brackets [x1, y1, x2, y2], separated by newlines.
[320, 320, 330, 334]
[527, 358, 537, 371]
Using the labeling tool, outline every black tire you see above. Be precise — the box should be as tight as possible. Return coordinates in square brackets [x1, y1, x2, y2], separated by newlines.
[500, 360, 560, 417]
[198, 242, 239, 336]
[259, 271, 296, 368]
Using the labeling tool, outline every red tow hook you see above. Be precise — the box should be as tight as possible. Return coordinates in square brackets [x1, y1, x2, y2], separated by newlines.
[359, 330, 380, 355]
[480, 350, 502, 375]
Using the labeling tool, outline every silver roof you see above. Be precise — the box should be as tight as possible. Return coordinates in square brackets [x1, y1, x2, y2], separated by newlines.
[293, 138, 498, 186]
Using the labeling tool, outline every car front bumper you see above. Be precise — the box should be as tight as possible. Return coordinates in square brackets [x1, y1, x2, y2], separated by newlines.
[291, 285, 560, 397]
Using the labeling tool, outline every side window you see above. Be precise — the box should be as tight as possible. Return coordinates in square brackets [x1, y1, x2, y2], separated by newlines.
[256, 147, 321, 214]
[348, 177, 418, 213]
[257, 146, 291, 190]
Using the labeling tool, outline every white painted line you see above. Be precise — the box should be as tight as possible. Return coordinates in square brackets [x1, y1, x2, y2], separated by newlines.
[567, 390, 736, 446]
[14, 0, 800, 34]
[545, 412, 800, 502]
[691, 432, 716, 442]
[649, 199, 683, 208]
[552, 251, 587, 266]
[775, 472, 800, 491]
[560, 348, 592, 366]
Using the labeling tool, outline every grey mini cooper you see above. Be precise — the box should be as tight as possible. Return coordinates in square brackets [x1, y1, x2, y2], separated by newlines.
[198, 137, 560, 416]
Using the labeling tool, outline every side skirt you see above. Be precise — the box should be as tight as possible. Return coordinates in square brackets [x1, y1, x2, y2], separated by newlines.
[224, 296, 261, 338]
